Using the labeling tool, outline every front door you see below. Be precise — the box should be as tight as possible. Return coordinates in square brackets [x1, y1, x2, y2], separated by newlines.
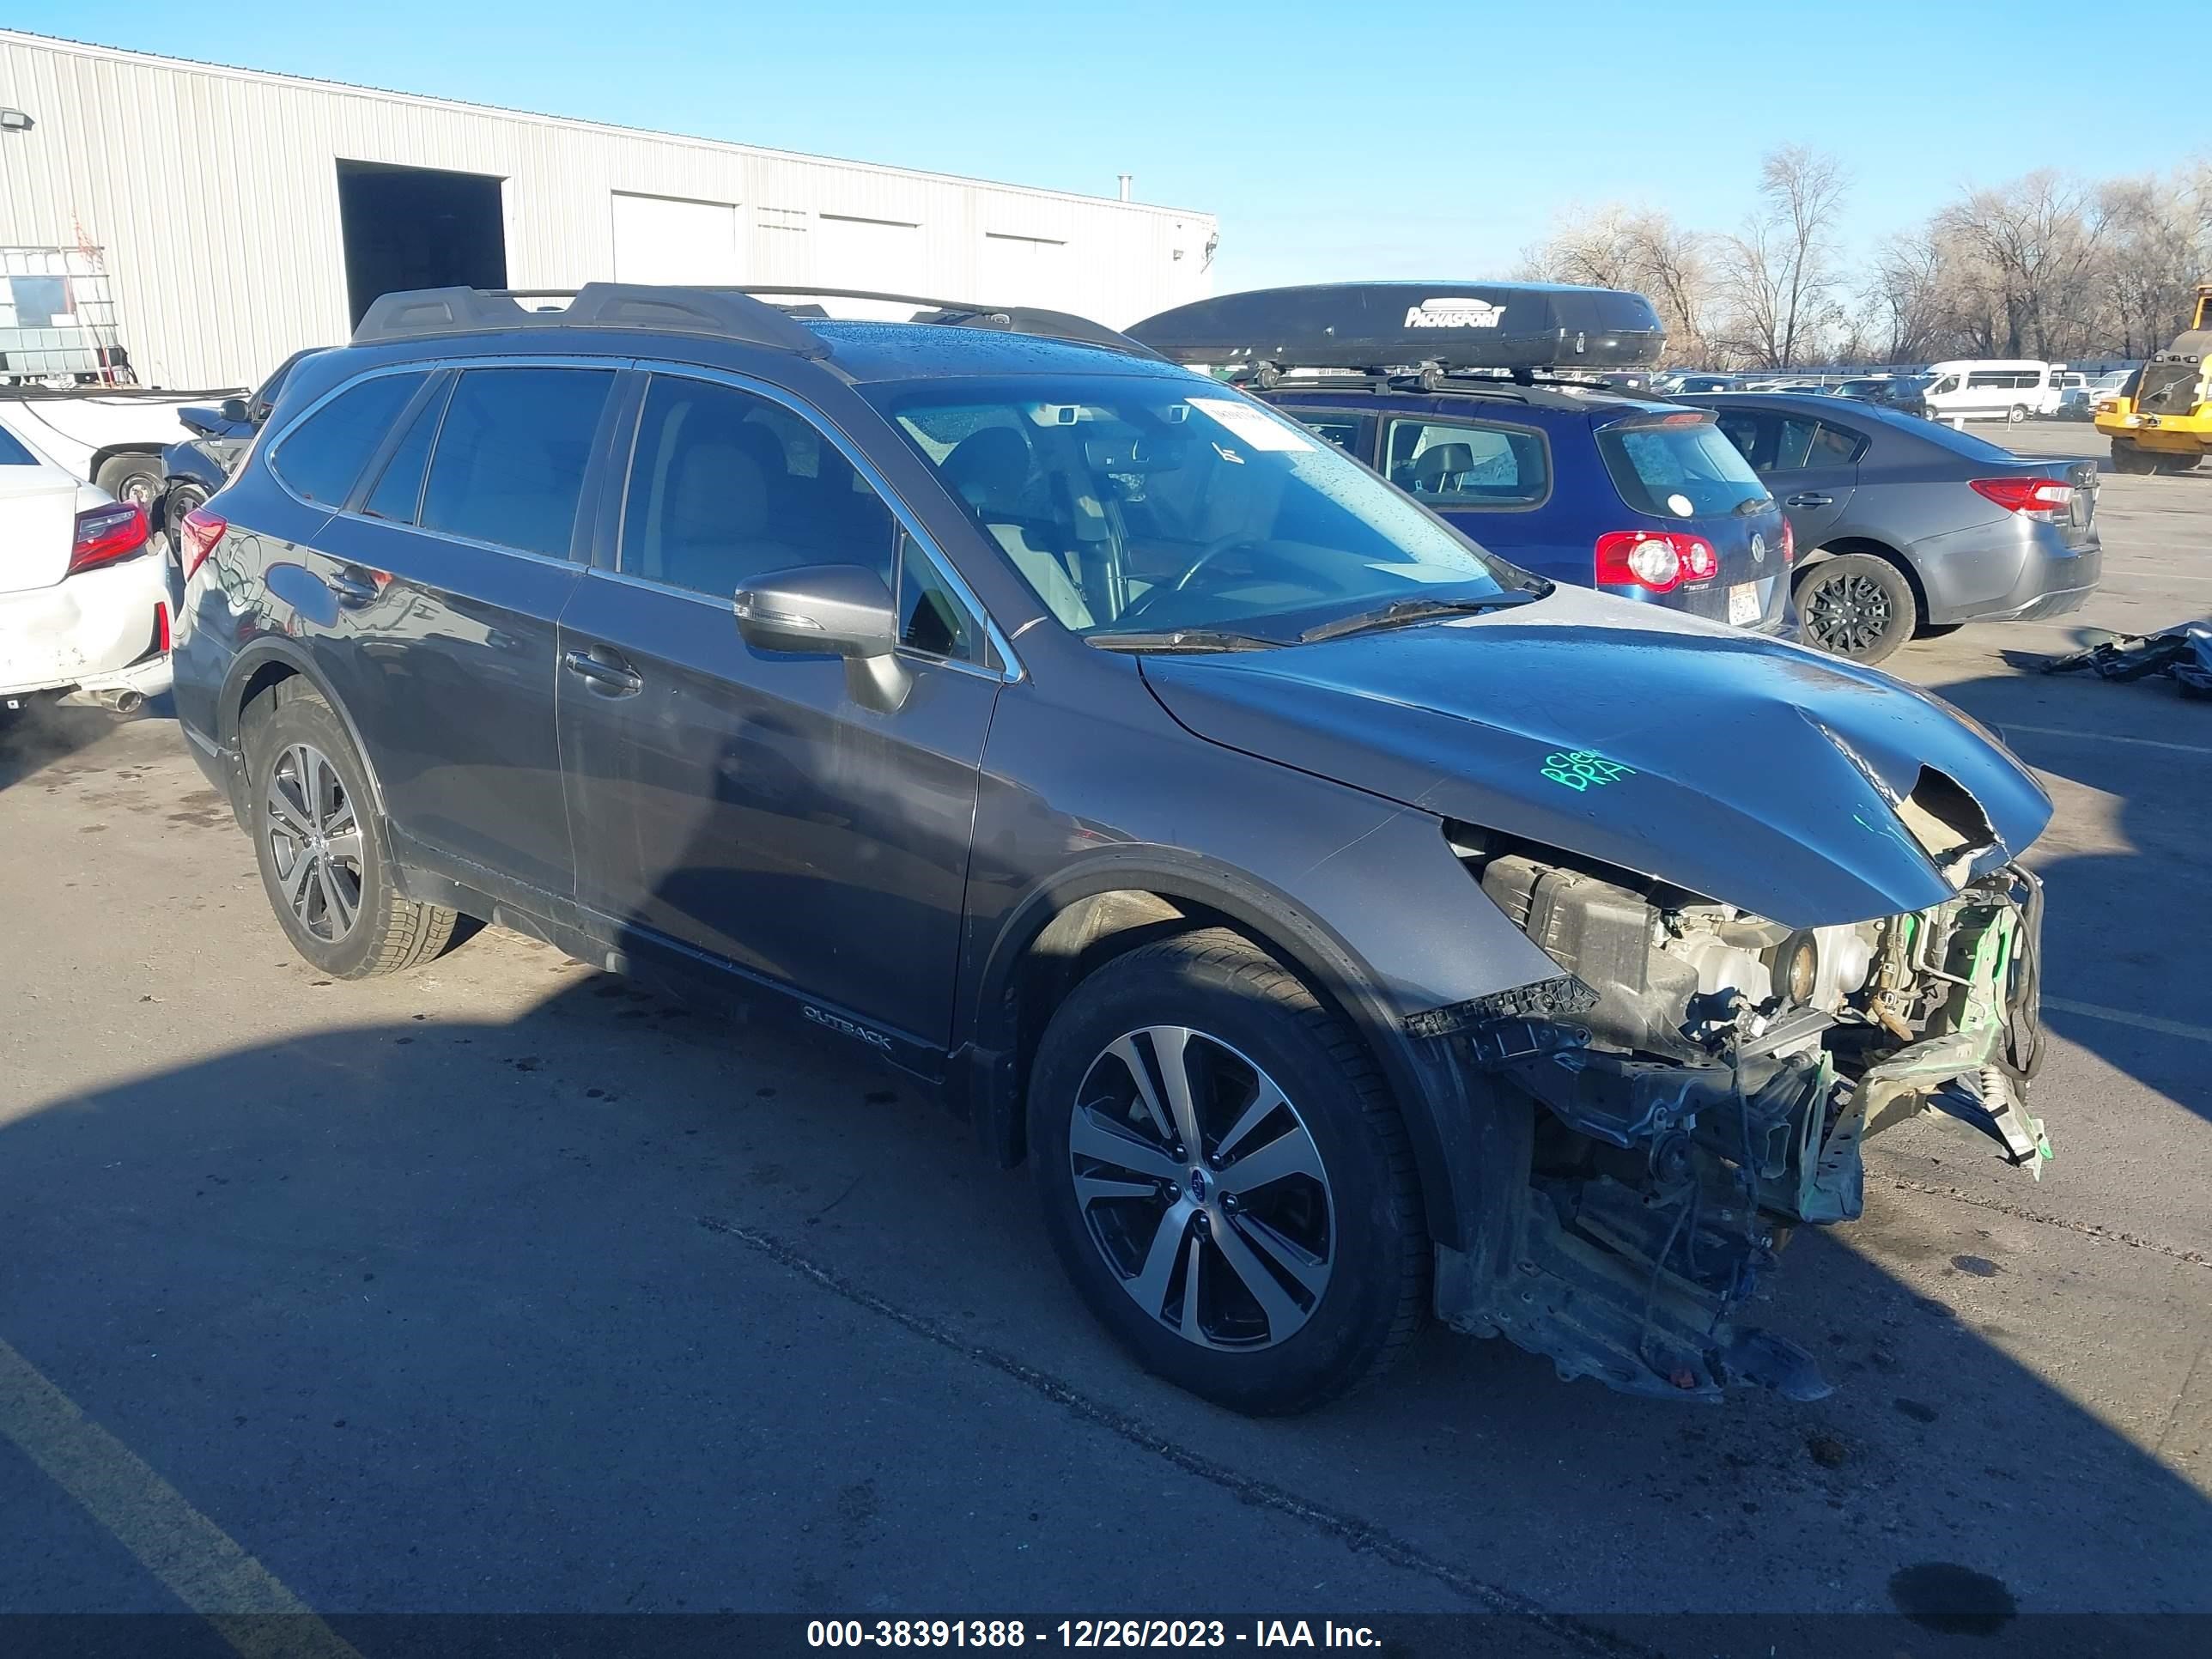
[557, 369, 1001, 1057]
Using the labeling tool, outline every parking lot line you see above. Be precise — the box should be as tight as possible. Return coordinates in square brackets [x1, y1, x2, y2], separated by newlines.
[2044, 996, 2212, 1045]
[0, 1337, 361, 1659]
[2001, 722, 2212, 757]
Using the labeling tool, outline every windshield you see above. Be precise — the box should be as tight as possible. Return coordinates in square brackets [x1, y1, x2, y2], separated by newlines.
[866, 374, 1520, 639]
[1595, 417, 1770, 519]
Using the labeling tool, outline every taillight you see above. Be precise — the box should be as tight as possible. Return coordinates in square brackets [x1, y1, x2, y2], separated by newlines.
[68, 502, 149, 575]
[178, 507, 228, 581]
[1595, 530, 1716, 593]
[1971, 477, 2073, 521]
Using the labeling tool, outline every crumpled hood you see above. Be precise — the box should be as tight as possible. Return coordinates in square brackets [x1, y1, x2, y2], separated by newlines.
[1139, 587, 2051, 927]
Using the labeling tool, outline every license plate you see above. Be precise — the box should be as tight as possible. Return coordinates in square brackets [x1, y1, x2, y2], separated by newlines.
[1728, 582, 1760, 626]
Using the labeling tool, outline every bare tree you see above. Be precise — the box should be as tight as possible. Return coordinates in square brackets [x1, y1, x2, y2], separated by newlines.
[1709, 146, 1850, 368]
[1520, 205, 1713, 363]
[1933, 171, 2108, 358]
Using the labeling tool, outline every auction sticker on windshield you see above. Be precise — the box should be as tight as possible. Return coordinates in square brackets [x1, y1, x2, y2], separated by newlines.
[1188, 397, 1316, 452]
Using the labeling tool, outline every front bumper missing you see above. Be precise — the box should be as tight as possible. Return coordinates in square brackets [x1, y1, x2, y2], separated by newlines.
[1420, 870, 2051, 1401]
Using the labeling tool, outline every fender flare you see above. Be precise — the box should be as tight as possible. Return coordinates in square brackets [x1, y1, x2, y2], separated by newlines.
[966, 845, 1479, 1249]
[86, 441, 168, 484]
[215, 639, 395, 840]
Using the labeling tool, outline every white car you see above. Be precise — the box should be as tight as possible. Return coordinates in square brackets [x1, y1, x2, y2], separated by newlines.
[1, 422, 171, 712]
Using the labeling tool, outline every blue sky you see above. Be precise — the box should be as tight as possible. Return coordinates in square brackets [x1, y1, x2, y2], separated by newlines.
[9, 2, 2188, 292]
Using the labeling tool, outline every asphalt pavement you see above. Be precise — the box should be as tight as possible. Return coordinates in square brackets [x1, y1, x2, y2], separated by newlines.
[1, 418, 2206, 1655]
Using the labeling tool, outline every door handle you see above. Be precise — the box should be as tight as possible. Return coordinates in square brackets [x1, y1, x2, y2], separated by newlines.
[324, 569, 380, 605]
[1784, 493, 1832, 508]
[562, 648, 643, 695]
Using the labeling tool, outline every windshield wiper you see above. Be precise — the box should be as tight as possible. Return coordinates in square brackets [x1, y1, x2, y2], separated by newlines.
[1297, 592, 1537, 644]
[1085, 628, 1283, 654]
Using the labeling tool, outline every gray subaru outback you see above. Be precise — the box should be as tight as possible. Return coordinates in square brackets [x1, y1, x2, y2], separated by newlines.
[171, 284, 2056, 1413]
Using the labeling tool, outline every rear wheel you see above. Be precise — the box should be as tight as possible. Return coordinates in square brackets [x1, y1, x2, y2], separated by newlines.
[2154, 453, 2203, 475]
[1028, 928, 1427, 1414]
[2008, 404, 2029, 424]
[94, 453, 163, 514]
[244, 690, 458, 978]
[1796, 553, 1918, 665]
[2111, 440, 2157, 475]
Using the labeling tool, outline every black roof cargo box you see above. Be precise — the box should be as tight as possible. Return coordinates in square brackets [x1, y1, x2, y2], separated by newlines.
[1128, 282, 1664, 374]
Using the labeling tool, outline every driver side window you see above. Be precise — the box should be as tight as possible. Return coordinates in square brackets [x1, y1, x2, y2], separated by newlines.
[622, 374, 983, 664]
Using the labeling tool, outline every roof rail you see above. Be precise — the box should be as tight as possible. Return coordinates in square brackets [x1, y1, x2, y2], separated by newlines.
[349, 284, 830, 358]
[730, 287, 1166, 360]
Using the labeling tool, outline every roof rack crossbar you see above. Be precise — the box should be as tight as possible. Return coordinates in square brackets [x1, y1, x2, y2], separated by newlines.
[726, 287, 1166, 360]
[349, 283, 831, 358]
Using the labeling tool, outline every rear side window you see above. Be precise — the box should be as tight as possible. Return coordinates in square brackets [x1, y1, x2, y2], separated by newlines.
[1597, 418, 1769, 519]
[361, 378, 450, 524]
[1384, 418, 1547, 506]
[420, 368, 616, 558]
[1774, 417, 1865, 469]
[0, 427, 35, 465]
[270, 372, 428, 506]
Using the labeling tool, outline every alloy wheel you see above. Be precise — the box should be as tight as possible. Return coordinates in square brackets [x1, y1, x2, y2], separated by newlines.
[264, 743, 363, 942]
[1805, 571, 1894, 657]
[1067, 1024, 1334, 1351]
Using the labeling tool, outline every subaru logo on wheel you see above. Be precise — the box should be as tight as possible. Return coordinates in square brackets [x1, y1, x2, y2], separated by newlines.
[1750, 532, 1767, 565]
[1188, 1167, 1209, 1204]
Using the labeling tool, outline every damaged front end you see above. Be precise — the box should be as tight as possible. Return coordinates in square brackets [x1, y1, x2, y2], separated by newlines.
[1417, 835, 2051, 1402]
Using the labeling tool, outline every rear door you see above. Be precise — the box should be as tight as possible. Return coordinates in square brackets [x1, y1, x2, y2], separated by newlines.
[283, 362, 619, 905]
[0, 425, 79, 595]
[1376, 414, 1565, 576]
[556, 368, 1001, 1058]
[1713, 407, 1860, 551]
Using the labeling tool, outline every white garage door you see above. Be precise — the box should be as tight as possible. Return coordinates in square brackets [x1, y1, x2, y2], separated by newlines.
[611, 192, 742, 286]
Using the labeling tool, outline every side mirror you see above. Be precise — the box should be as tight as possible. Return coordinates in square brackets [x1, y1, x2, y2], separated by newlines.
[734, 562, 897, 657]
[734, 562, 909, 709]
[179, 404, 226, 439]
[220, 397, 252, 424]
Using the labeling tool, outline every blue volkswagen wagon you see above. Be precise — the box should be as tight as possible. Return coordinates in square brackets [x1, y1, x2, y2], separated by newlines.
[1130, 283, 1796, 635]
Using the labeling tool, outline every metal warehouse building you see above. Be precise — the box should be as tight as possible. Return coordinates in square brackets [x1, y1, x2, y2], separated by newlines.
[0, 30, 1218, 389]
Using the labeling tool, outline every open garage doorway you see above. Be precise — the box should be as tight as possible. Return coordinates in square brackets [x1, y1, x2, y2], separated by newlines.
[337, 161, 507, 327]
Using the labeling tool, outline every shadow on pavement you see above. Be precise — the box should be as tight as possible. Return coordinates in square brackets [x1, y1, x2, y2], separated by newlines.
[0, 960, 2205, 1640]
[0, 696, 165, 796]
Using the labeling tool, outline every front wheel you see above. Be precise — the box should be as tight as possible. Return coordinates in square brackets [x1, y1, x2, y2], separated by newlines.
[2007, 404, 2029, 424]
[1028, 929, 1427, 1414]
[2154, 453, 2203, 475]
[160, 483, 208, 559]
[1796, 553, 1918, 665]
[245, 689, 459, 978]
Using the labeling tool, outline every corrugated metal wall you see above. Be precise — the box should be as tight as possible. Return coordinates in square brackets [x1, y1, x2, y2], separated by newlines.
[0, 32, 1217, 387]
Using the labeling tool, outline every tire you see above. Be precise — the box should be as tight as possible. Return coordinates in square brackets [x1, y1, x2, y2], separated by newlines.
[243, 688, 458, 978]
[94, 453, 164, 514]
[2111, 440, 2156, 475]
[2154, 453, 2203, 475]
[2007, 404, 2028, 424]
[1027, 927, 1427, 1414]
[1796, 552, 1917, 665]
[161, 483, 208, 559]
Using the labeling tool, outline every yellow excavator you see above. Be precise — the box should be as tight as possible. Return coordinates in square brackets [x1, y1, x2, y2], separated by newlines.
[2096, 283, 2212, 473]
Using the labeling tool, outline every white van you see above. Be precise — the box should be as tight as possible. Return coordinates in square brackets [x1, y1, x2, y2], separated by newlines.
[1921, 360, 2066, 423]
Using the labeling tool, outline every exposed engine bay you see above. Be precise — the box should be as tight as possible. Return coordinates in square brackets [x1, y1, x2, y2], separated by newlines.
[1417, 830, 2051, 1401]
